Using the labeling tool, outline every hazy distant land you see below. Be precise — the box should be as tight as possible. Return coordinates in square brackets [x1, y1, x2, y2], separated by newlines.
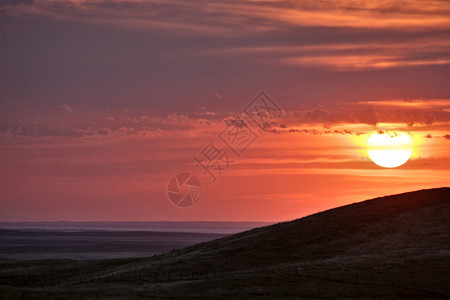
[0, 221, 272, 260]
[0, 221, 273, 234]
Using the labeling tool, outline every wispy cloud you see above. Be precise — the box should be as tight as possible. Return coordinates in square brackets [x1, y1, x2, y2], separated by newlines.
[2, 98, 449, 139]
[278, 99, 450, 128]
[3, 0, 449, 73]
[5, 0, 450, 34]
[202, 38, 450, 70]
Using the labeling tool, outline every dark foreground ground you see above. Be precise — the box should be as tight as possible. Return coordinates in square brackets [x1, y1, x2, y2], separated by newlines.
[1, 188, 449, 299]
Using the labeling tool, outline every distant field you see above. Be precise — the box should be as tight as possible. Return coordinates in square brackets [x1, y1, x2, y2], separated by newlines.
[0, 221, 272, 260]
[0, 221, 273, 234]
[0, 230, 228, 260]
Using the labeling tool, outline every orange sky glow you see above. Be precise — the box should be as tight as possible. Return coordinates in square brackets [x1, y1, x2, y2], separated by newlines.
[0, 0, 449, 222]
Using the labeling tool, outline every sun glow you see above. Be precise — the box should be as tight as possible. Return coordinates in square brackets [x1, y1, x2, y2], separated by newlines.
[367, 131, 413, 168]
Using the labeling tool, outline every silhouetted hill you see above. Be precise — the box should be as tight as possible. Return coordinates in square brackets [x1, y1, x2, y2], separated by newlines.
[160, 187, 450, 269]
[1, 187, 449, 299]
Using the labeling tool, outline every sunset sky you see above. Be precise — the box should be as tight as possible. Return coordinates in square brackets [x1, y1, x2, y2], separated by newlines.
[1, 0, 449, 222]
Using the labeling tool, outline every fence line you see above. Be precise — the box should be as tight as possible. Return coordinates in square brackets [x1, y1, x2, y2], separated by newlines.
[44, 264, 448, 298]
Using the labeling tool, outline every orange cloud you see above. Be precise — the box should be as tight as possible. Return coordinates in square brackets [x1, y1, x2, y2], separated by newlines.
[5, 0, 450, 35]
[202, 38, 450, 70]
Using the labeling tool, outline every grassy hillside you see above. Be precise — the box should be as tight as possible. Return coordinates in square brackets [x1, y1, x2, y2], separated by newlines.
[1, 187, 449, 299]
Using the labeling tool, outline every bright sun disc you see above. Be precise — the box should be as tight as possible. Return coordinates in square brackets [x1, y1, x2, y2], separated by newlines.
[367, 131, 413, 168]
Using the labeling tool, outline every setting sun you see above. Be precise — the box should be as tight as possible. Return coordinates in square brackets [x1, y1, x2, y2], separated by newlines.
[367, 131, 413, 168]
